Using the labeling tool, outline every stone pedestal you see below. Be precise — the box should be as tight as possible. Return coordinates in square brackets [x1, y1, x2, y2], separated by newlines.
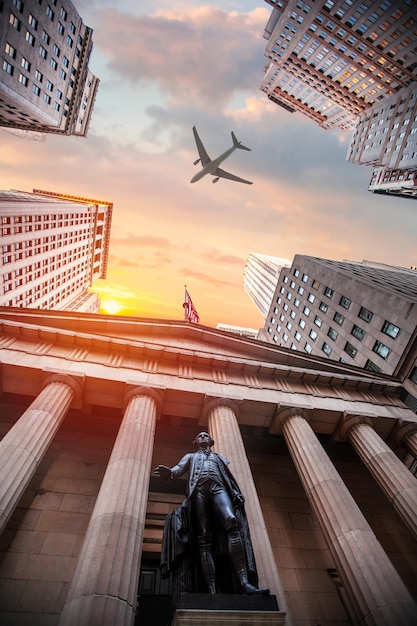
[171, 594, 285, 626]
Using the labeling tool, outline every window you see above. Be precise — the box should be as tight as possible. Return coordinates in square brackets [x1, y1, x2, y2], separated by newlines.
[295, 331, 301, 342]
[293, 269, 300, 277]
[46, 6, 55, 21]
[304, 342, 312, 353]
[351, 325, 365, 341]
[334, 312, 345, 325]
[344, 342, 357, 358]
[53, 44, 60, 56]
[28, 14, 38, 29]
[307, 293, 315, 303]
[324, 286, 334, 298]
[312, 280, 320, 289]
[327, 327, 338, 341]
[309, 329, 318, 341]
[322, 342, 332, 356]
[365, 360, 381, 373]
[58, 22, 65, 35]
[319, 301, 328, 313]
[32, 84, 40, 96]
[303, 306, 310, 316]
[39, 45, 47, 59]
[382, 320, 400, 339]
[26, 30, 35, 45]
[298, 286, 305, 295]
[9, 14, 21, 30]
[340, 295, 351, 309]
[19, 73, 28, 85]
[299, 319, 306, 329]
[302, 273, 309, 283]
[373, 340, 390, 359]
[5, 43, 16, 58]
[359, 306, 373, 322]
[35, 69, 43, 82]
[2, 60, 14, 75]
[314, 316, 322, 327]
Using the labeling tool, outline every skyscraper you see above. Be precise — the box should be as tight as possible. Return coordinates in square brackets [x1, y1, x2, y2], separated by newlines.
[243, 252, 291, 320]
[0, 0, 99, 136]
[0, 189, 112, 311]
[258, 254, 417, 378]
[260, 0, 417, 197]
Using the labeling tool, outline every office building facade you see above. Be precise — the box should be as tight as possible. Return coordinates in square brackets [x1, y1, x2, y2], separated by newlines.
[243, 252, 291, 320]
[261, 0, 417, 197]
[0, 308, 416, 626]
[0, 0, 99, 136]
[259, 255, 417, 378]
[0, 189, 112, 311]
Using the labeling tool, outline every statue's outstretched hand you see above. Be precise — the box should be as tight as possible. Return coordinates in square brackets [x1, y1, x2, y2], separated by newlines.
[154, 465, 172, 481]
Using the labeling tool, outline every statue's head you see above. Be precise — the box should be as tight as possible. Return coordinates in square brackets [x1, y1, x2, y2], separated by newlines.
[193, 431, 214, 449]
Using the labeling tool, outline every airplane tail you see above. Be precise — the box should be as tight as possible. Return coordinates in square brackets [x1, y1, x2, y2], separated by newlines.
[231, 131, 251, 151]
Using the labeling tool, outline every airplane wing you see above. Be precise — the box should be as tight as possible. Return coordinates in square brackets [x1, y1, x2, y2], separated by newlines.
[192, 126, 211, 166]
[214, 167, 253, 185]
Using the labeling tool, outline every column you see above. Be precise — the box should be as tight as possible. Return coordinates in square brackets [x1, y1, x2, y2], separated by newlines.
[203, 398, 288, 616]
[58, 386, 163, 626]
[395, 421, 417, 459]
[273, 408, 417, 626]
[0, 374, 81, 534]
[341, 415, 417, 539]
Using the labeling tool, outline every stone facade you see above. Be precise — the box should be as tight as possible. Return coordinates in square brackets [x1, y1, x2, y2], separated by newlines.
[0, 308, 417, 625]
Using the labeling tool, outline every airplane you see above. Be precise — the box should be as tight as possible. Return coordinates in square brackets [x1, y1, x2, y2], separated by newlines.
[190, 126, 253, 185]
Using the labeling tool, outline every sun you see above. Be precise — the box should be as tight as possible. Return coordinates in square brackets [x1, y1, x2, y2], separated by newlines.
[100, 299, 123, 315]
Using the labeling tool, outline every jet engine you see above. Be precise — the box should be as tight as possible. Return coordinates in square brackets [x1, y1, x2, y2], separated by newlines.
[193, 159, 201, 165]
[212, 177, 220, 183]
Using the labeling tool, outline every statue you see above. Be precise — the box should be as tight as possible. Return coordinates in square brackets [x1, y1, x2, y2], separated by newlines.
[154, 431, 269, 597]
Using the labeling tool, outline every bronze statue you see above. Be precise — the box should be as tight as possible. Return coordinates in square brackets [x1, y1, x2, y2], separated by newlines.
[154, 432, 269, 596]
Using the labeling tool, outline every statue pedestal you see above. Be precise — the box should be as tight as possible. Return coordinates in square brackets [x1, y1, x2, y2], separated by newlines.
[171, 594, 286, 626]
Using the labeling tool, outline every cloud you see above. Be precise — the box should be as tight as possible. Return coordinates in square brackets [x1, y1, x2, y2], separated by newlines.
[92, 6, 268, 110]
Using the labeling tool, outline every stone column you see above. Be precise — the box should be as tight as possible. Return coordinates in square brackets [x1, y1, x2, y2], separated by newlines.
[273, 408, 417, 626]
[341, 415, 417, 539]
[58, 386, 163, 626]
[0, 373, 81, 534]
[203, 398, 288, 617]
[395, 421, 417, 459]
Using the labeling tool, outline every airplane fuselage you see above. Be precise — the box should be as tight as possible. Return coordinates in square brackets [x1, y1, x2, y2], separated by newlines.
[190, 145, 237, 183]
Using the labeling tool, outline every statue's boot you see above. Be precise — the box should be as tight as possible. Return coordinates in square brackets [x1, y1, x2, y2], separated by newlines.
[199, 545, 217, 594]
[228, 529, 270, 595]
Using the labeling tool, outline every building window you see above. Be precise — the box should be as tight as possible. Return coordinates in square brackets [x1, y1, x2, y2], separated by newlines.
[309, 329, 318, 341]
[298, 286, 305, 295]
[2, 61, 14, 75]
[319, 301, 328, 313]
[5, 43, 16, 58]
[32, 84, 40, 96]
[9, 14, 21, 31]
[304, 342, 312, 353]
[373, 340, 390, 359]
[39, 45, 48, 59]
[333, 312, 345, 326]
[351, 325, 365, 341]
[327, 327, 338, 341]
[344, 342, 357, 358]
[365, 359, 381, 373]
[58, 22, 65, 35]
[303, 306, 310, 316]
[295, 331, 301, 341]
[28, 14, 38, 29]
[322, 342, 332, 355]
[46, 6, 55, 21]
[293, 268, 300, 277]
[324, 286, 334, 298]
[26, 30, 35, 45]
[312, 280, 320, 289]
[35, 69, 43, 82]
[359, 306, 373, 323]
[314, 316, 322, 327]
[299, 319, 306, 329]
[302, 273, 309, 283]
[339, 295, 351, 309]
[307, 293, 315, 303]
[294, 298, 300, 307]
[382, 320, 400, 339]
[18, 73, 28, 85]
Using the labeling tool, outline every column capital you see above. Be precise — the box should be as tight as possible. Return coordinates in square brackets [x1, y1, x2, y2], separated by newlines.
[201, 396, 240, 424]
[271, 406, 309, 435]
[42, 369, 85, 409]
[394, 419, 417, 447]
[123, 383, 165, 413]
[338, 413, 373, 441]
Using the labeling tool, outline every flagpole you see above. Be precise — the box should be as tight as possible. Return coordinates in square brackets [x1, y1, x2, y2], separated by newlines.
[184, 284, 187, 321]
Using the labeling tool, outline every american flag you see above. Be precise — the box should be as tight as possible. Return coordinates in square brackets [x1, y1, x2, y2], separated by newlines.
[183, 287, 200, 323]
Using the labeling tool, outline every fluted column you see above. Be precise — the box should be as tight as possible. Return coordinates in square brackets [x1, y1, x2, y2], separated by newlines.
[0, 374, 81, 534]
[203, 398, 288, 616]
[58, 386, 163, 626]
[341, 415, 417, 539]
[395, 421, 417, 459]
[273, 408, 417, 626]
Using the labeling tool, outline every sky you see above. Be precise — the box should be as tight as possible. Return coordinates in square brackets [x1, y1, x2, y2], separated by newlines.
[1, 0, 416, 330]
